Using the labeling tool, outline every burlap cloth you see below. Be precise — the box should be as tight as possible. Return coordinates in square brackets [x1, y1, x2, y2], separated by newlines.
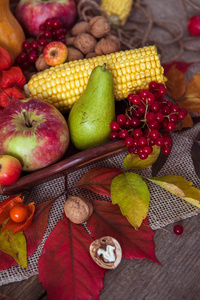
[1, 0, 200, 286]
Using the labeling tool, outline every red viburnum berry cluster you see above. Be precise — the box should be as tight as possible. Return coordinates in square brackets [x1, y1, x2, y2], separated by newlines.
[110, 81, 187, 160]
[16, 18, 67, 70]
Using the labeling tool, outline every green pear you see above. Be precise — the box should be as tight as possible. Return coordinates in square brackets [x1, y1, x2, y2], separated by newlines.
[68, 64, 116, 150]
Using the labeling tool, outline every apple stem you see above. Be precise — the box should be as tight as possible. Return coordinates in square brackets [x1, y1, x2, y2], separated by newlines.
[22, 109, 32, 128]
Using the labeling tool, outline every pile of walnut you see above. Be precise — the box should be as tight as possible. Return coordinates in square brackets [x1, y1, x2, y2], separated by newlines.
[64, 195, 122, 269]
[65, 16, 121, 61]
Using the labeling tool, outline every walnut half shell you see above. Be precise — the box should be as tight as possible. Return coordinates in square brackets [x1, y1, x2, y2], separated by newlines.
[89, 236, 122, 269]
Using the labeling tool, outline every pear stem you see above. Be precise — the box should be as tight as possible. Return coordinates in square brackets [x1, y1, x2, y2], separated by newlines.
[102, 63, 107, 71]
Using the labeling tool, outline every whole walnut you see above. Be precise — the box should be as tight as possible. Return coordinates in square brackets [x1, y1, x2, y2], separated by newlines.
[35, 54, 50, 71]
[64, 195, 93, 224]
[88, 16, 111, 39]
[71, 21, 89, 36]
[95, 36, 121, 55]
[66, 47, 84, 61]
[73, 33, 97, 55]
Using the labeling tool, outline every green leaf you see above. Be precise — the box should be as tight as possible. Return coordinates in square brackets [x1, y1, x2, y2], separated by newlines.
[0, 228, 27, 268]
[110, 173, 150, 229]
[123, 146, 160, 170]
[147, 175, 200, 208]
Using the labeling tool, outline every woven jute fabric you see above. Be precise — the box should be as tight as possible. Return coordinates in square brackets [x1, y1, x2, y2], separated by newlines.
[1, 0, 200, 286]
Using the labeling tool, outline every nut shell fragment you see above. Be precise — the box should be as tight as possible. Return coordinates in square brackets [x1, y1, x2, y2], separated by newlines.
[89, 236, 122, 269]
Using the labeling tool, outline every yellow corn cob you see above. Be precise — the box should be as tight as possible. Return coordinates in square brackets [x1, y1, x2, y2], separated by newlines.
[101, 0, 133, 27]
[27, 45, 164, 113]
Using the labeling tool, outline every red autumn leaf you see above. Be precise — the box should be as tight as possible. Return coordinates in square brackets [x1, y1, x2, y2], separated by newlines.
[74, 166, 123, 197]
[87, 199, 160, 264]
[38, 216, 106, 300]
[0, 249, 18, 271]
[0, 46, 12, 71]
[163, 61, 193, 74]
[25, 197, 58, 257]
[0, 86, 25, 108]
[2, 202, 35, 234]
[0, 66, 26, 90]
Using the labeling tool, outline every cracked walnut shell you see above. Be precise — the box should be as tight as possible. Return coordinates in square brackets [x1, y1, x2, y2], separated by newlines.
[89, 236, 122, 269]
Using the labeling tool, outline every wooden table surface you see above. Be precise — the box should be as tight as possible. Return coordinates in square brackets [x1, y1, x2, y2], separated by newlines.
[1, 212, 200, 300]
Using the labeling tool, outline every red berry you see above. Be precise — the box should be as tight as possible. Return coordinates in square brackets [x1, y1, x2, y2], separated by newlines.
[149, 102, 159, 112]
[110, 131, 119, 140]
[150, 129, 160, 139]
[146, 112, 155, 122]
[43, 30, 52, 39]
[155, 112, 164, 123]
[28, 52, 38, 63]
[110, 121, 120, 131]
[138, 152, 148, 160]
[125, 136, 134, 147]
[163, 136, 172, 146]
[38, 38, 48, 47]
[146, 93, 155, 105]
[31, 40, 38, 50]
[137, 104, 146, 114]
[128, 146, 137, 154]
[133, 128, 143, 139]
[173, 224, 184, 235]
[52, 18, 62, 29]
[169, 114, 178, 123]
[140, 89, 150, 99]
[166, 122, 176, 132]
[39, 24, 46, 31]
[125, 118, 131, 128]
[138, 136, 147, 147]
[155, 136, 164, 147]
[128, 94, 141, 105]
[188, 15, 200, 36]
[171, 104, 180, 113]
[162, 105, 171, 115]
[162, 145, 171, 155]
[148, 120, 159, 129]
[117, 114, 126, 125]
[119, 129, 129, 139]
[158, 85, 167, 96]
[143, 145, 153, 155]
[44, 18, 54, 28]
[149, 81, 159, 91]
[178, 108, 187, 120]
[23, 40, 31, 50]
[131, 117, 140, 128]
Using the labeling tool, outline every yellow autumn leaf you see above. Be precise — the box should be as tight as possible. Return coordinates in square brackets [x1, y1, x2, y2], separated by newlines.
[0, 228, 27, 268]
[111, 173, 150, 229]
[147, 175, 200, 208]
[165, 65, 186, 101]
[123, 146, 160, 170]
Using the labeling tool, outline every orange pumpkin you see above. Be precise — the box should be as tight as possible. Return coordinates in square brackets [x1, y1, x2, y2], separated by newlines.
[0, 0, 25, 62]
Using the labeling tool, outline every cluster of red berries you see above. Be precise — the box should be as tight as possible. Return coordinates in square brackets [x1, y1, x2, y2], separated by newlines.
[110, 81, 187, 159]
[15, 17, 67, 70]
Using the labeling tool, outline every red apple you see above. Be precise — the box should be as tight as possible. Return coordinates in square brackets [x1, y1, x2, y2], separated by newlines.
[0, 155, 22, 186]
[15, 0, 77, 37]
[43, 41, 68, 66]
[0, 98, 70, 171]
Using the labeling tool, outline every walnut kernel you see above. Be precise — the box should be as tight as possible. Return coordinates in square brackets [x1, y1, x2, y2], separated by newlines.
[89, 236, 122, 269]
